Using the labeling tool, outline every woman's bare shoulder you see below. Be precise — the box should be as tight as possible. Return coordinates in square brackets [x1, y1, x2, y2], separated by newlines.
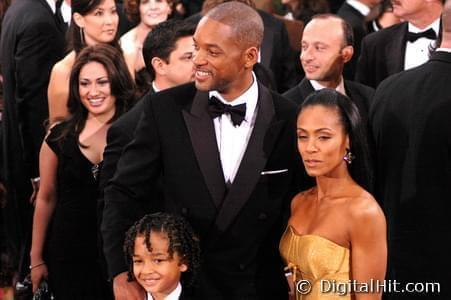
[347, 188, 386, 228]
[51, 51, 76, 76]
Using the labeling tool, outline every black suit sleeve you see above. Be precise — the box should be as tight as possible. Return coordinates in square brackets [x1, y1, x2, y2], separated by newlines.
[101, 97, 162, 278]
[15, 21, 62, 177]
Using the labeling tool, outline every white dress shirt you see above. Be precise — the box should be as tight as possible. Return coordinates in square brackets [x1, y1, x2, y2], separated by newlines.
[45, 0, 56, 13]
[404, 19, 440, 70]
[436, 48, 451, 53]
[146, 282, 182, 300]
[310, 77, 347, 96]
[346, 0, 371, 17]
[209, 72, 259, 184]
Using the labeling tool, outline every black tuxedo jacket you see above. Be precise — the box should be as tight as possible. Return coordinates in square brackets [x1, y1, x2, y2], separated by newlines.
[102, 82, 304, 299]
[337, 2, 368, 80]
[0, 0, 65, 274]
[371, 51, 451, 298]
[282, 78, 374, 122]
[355, 22, 408, 88]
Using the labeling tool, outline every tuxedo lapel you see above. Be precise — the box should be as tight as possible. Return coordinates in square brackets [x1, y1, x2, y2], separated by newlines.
[298, 78, 315, 100]
[386, 23, 408, 75]
[182, 91, 226, 208]
[214, 83, 285, 233]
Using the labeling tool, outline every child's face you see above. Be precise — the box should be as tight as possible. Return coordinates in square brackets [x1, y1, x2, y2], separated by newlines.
[133, 232, 188, 298]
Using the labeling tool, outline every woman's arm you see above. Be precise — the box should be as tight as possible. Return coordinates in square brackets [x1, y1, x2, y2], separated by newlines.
[30, 141, 58, 292]
[47, 58, 71, 125]
[349, 196, 387, 300]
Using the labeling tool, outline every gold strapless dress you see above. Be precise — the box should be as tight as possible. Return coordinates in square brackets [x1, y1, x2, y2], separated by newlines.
[279, 225, 351, 299]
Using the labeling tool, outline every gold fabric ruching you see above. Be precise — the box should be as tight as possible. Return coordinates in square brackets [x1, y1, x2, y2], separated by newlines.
[279, 225, 351, 299]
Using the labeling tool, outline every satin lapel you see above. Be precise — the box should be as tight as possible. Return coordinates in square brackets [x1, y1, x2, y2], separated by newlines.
[182, 91, 226, 208]
[214, 83, 285, 233]
[299, 78, 315, 100]
[386, 23, 408, 75]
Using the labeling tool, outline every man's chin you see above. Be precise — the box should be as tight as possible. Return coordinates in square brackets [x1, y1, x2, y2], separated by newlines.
[195, 80, 211, 91]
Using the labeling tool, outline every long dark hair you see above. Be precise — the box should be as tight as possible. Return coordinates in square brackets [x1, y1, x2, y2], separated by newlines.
[299, 89, 373, 192]
[55, 44, 135, 144]
[68, 0, 121, 54]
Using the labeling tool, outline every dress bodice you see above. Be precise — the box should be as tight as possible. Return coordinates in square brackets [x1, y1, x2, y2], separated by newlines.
[279, 225, 351, 299]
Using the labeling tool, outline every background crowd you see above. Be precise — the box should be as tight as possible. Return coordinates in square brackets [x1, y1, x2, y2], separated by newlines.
[0, 0, 450, 299]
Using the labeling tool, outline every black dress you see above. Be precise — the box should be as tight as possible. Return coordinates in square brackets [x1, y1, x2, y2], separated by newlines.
[45, 123, 111, 299]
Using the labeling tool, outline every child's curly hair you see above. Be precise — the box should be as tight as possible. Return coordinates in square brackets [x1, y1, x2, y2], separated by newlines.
[124, 212, 201, 287]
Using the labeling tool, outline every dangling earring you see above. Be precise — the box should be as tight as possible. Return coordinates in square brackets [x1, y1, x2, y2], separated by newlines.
[79, 27, 85, 45]
[343, 149, 355, 165]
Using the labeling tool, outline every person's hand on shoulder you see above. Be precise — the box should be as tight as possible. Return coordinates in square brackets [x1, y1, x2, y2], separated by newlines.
[113, 272, 145, 300]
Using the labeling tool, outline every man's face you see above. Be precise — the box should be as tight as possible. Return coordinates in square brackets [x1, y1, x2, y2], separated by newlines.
[300, 18, 350, 85]
[163, 36, 195, 87]
[192, 17, 253, 100]
[391, 0, 426, 20]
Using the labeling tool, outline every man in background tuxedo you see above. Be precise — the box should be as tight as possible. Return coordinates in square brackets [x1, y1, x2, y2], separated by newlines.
[356, 0, 444, 88]
[284, 14, 373, 121]
[100, 19, 196, 201]
[0, 0, 65, 279]
[102, 2, 303, 299]
[371, 1, 451, 298]
[337, 0, 382, 79]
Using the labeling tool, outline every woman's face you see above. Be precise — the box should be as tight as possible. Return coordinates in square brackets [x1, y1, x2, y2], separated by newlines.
[296, 105, 350, 178]
[79, 61, 116, 118]
[77, 0, 119, 45]
[139, 0, 172, 28]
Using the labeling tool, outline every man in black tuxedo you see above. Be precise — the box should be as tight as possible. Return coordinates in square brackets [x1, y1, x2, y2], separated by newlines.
[284, 14, 373, 121]
[102, 2, 303, 299]
[356, 0, 443, 88]
[0, 0, 65, 277]
[337, 0, 382, 79]
[371, 1, 451, 298]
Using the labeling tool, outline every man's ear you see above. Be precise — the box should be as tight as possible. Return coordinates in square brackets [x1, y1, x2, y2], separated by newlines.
[151, 57, 167, 76]
[72, 12, 85, 28]
[341, 45, 354, 63]
[243, 46, 259, 69]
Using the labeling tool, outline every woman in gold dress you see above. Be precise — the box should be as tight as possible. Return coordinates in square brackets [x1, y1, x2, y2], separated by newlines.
[280, 89, 387, 300]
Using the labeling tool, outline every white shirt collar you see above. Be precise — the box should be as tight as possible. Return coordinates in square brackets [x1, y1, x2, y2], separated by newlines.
[310, 77, 346, 96]
[61, 0, 72, 24]
[436, 48, 451, 53]
[346, 0, 371, 16]
[46, 0, 56, 13]
[152, 81, 161, 93]
[408, 18, 440, 34]
[146, 282, 182, 300]
[209, 72, 259, 124]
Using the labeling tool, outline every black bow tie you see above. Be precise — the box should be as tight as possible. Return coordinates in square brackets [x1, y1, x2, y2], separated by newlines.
[406, 28, 437, 43]
[208, 96, 247, 127]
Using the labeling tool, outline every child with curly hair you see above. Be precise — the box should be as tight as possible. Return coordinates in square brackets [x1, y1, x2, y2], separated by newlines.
[124, 212, 201, 300]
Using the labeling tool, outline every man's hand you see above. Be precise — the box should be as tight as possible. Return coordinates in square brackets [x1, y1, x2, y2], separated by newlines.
[113, 272, 145, 300]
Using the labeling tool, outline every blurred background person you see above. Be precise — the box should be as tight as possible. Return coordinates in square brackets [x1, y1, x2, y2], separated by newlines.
[367, 0, 401, 33]
[281, 0, 330, 24]
[0, 0, 66, 285]
[356, 0, 444, 88]
[48, 0, 133, 124]
[30, 44, 135, 298]
[337, 0, 382, 80]
[120, 0, 179, 96]
[284, 14, 373, 123]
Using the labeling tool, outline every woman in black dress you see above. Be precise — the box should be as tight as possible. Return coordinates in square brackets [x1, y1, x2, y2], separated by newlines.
[30, 44, 135, 298]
